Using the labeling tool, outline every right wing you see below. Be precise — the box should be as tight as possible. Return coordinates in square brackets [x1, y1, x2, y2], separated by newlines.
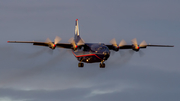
[7, 41, 72, 49]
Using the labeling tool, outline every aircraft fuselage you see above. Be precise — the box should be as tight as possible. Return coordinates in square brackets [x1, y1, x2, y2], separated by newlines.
[72, 43, 110, 63]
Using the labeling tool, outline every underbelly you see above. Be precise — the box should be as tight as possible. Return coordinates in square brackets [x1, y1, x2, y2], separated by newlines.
[72, 51, 104, 63]
[77, 55, 102, 63]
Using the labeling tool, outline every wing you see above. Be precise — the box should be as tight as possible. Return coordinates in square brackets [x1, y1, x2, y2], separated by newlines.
[106, 44, 174, 51]
[106, 45, 133, 50]
[146, 45, 174, 47]
[7, 41, 72, 49]
[56, 43, 72, 48]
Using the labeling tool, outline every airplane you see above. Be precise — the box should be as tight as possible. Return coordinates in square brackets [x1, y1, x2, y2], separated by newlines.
[7, 19, 174, 68]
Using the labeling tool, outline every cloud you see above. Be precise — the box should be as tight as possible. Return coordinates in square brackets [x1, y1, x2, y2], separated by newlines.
[1, 66, 180, 101]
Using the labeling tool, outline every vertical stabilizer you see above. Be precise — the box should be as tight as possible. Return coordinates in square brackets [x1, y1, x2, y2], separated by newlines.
[75, 19, 79, 36]
[74, 19, 81, 44]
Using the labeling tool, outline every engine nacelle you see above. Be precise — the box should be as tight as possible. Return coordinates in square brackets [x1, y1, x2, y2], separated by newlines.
[132, 45, 140, 52]
[49, 44, 56, 50]
[113, 46, 119, 51]
[72, 45, 78, 51]
[132, 48, 139, 52]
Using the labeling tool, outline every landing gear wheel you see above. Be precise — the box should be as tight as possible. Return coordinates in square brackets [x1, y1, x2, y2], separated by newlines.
[100, 63, 105, 68]
[78, 63, 84, 67]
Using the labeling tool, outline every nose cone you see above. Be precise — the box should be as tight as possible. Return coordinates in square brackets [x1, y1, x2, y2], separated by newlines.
[103, 51, 110, 60]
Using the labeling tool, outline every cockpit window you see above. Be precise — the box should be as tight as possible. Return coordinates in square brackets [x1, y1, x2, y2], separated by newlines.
[91, 45, 98, 51]
[91, 44, 108, 52]
[98, 47, 107, 50]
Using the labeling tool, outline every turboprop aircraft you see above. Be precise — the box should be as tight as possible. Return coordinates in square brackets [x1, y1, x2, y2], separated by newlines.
[7, 19, 174, 68]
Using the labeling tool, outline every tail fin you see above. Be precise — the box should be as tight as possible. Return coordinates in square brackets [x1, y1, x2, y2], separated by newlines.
[75, 19, 79, 36]
[74, 19, 81, 44]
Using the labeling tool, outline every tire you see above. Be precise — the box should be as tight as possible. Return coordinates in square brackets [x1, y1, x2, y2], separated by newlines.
[100, 63, 105, 68]
[78, 63, 84, 67]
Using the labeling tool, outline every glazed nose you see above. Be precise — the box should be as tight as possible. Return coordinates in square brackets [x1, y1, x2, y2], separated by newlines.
[103, 51, 109, 55]
[103, 51, 110, 60]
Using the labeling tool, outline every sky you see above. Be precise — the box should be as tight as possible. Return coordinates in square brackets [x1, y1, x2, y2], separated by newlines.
[0, 0, 180, 101]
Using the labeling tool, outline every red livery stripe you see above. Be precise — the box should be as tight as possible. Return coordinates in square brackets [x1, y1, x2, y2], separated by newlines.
[72, 50, 102, 60]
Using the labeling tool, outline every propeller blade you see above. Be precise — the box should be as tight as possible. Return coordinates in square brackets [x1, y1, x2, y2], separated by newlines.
[46, 38, 52, 43]
[48, 49, 53, 55]
[110, 38, 118, 47]
[128, 50, 135, 56]
[139, 50, 145, 57]
[131, 38, 138, 46]
[110, 50, 115, 56]
[119, 39, 127, 47]
[77, 38, 85, 46]
[68, 37, 76, 47]
[69, 37, 85, 49]
[68, 37, 74, 44]
[139, 40, 147, 47]
[120, 50, 134, 61]
[119, 50, 125, 56]
[54, 36, 61, 45]
[46, 38, 53, 45]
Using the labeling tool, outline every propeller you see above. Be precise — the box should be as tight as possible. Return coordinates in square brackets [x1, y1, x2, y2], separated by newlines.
[131, 38, 147, 57]
[131, 38, 147, 51]
[131, 38, 139, 50]
[46, 36, 61, 49]
[54, 36, 61, 45]
[68, 38, 85, 50]
[110, 38, 127, 51]
[68, 37, 77, 49]
[139, 40, 148, 48]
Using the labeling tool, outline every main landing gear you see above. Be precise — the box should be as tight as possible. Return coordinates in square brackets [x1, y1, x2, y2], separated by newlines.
[78, 61, 105, 68]
[78, 63, 84, 67]
[100, 61, 105, 68]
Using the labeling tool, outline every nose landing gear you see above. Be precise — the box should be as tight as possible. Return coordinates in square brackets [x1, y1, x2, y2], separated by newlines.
[100, 60, 105, 68]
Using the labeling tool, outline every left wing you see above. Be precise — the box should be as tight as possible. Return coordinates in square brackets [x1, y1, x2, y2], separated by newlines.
[106, 38, 174, 51]
[106, 44, 173, 50]
[106, 45, 133, 50]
